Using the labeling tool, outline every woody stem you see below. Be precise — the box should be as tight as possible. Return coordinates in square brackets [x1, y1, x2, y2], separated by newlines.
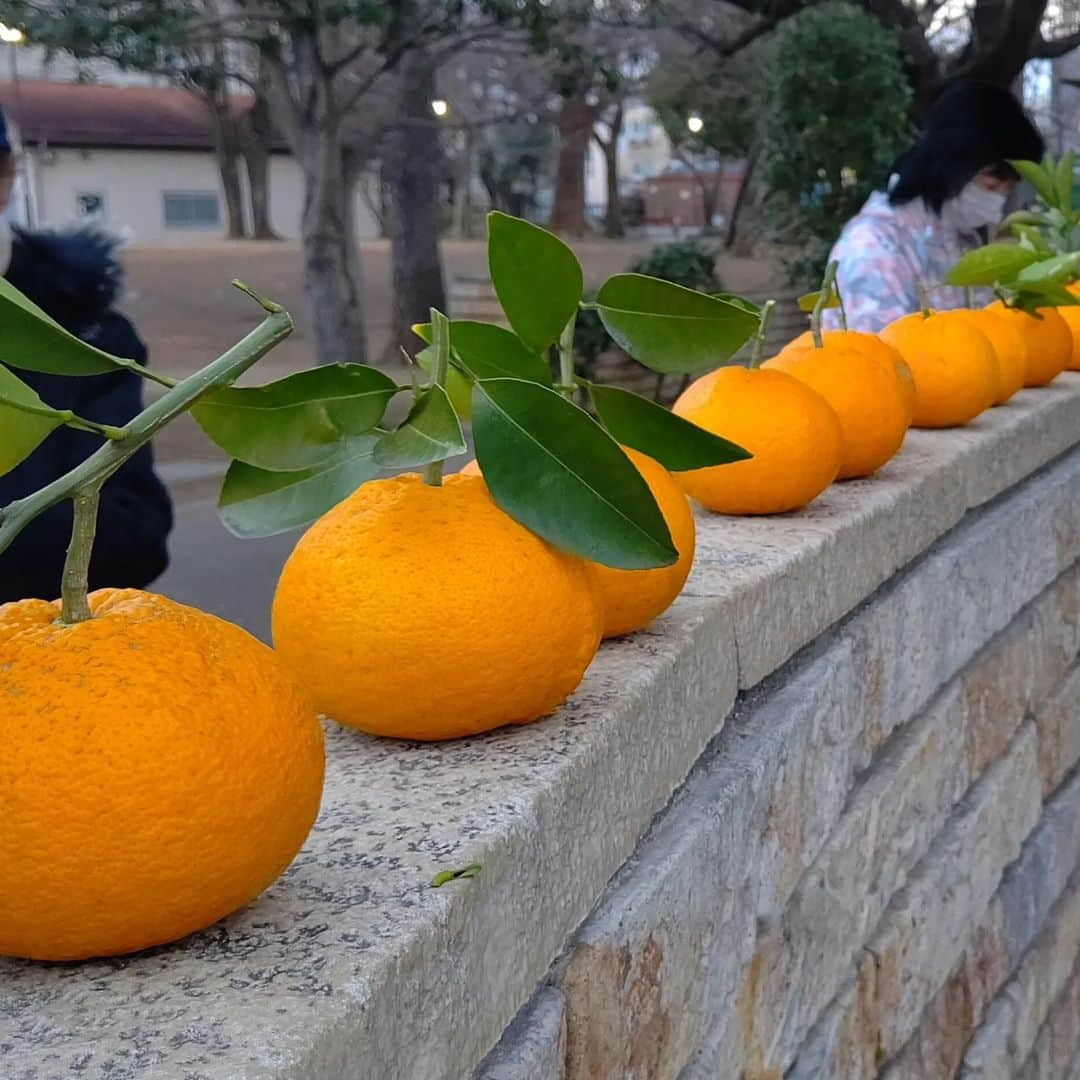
[59, 484, 101, 624]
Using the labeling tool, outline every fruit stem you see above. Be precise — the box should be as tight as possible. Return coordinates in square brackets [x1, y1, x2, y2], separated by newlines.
[423, 307, 451, 487]
[0, 301, 294, 558]
[58, 483, 101, 625]
[810, 260, 838, 349]
[917, 281, 933, 319]
[963, 286, 974, 308]
[556, 314, 576, 400]
[749, 299, 776, 368]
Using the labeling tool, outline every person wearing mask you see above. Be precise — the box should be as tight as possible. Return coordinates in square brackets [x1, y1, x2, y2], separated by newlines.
[0, 107, 173, 603]
[824, 80, 1045, 333]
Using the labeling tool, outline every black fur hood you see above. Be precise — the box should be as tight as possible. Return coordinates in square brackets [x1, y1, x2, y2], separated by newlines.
[6, 226, 124, 334]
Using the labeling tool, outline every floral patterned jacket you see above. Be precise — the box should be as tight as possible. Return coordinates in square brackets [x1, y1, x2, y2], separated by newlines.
[822, 190, 984, 333]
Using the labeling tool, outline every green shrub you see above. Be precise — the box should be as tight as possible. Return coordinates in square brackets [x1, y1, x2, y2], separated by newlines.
[756, 0, 911, 286]
[628, 239, 721, 293]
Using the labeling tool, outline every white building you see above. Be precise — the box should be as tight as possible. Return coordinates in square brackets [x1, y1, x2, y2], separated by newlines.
[0, 79, 380, 244]
[585, 100, 673, 212]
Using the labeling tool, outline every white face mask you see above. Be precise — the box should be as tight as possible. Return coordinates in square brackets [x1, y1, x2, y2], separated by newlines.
[942, 181, 1007, 233]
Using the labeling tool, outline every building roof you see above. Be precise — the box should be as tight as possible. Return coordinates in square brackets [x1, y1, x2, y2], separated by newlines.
[0, 80, 273, 151]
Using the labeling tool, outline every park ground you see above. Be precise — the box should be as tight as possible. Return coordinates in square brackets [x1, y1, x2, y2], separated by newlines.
[125, 238, 776, 639]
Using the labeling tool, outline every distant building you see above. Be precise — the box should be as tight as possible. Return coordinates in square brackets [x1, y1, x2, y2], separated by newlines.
[0, 79, 380, 244]
[642, 162, 746, 233]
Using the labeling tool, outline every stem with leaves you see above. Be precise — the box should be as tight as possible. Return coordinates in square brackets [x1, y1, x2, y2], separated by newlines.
[423, 308, 451, 488]
[0, 290, 294, 621]
[749, 300, 776, 369]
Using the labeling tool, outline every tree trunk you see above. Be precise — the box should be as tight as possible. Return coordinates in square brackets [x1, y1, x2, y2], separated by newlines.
[599, 102, 624, 239]
[242, 74, 280, 241]
[725, 145, 758, 250]
[297, 128, 369, 366]
[551, 95, 597, 237]
[381, 50, 447, 362]
[204, 92, 247, 240]
[451, 127, 474, 240]
[699, 172, 720, 236]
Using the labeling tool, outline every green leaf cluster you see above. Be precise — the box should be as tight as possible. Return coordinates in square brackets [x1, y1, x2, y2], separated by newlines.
[0, 211, 759, 574]
[998, 152, 1080, 257]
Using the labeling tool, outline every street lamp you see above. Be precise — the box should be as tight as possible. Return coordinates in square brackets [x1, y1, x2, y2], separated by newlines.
[687, 114, 704, 135]
[0, 24, 24, 43]
[431, 99, 449, 118]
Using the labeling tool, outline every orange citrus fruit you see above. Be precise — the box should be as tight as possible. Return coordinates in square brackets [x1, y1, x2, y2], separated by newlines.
[460, 450, 695, 638]
[0, 589, 325, 961]
[1054, 286, 1080, 371]
[587, 448, 695, 638]
[272, 473, 602, 741]
[783, 328, 916, 420]
[672, 366, 843, 514]
[954, 308, 1027, 404]
[880, 311, 999, 427]
[986, 302, 1069, 387]
[764, 334, 910, 478]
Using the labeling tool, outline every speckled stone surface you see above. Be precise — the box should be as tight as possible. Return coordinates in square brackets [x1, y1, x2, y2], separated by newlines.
[3, 376, 1080, 1080]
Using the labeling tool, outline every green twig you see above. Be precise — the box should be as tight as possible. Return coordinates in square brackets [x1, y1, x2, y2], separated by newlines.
[811, 261, 838, 349]
[556, 315, 577, 400]
[58, 484, 101, 625]
[0, 305, 294, 558]
[423, 308, 451, 487]
[0, 396, 128, 439]
[749, 299, 776, 369]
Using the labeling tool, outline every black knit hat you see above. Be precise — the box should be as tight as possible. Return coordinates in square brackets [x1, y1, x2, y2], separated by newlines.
[889, 80, 1045, 213]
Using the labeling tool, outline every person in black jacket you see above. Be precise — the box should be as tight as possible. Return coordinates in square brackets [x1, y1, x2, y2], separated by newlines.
[0, 226, 173, 602]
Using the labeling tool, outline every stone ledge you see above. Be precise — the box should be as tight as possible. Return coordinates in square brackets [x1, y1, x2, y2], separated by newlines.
[4, 380, 1080, 1079]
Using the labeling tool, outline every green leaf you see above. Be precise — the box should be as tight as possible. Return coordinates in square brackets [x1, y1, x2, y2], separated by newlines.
[1055, 151, 1075, 212]
[587, 382, 751, 472]
[373, 385, 466, 468]
[430, 864, 482, 888]
[1012, 225, 1053, 256]
[487, 212, 583, 352]
[416, 346, 473, 419]
[217, 435, 381, 539]
[413, 320, 551, 384]
[1014, 253, 1080, 288]
[1001, 209, 1052, 234]
[1010, 158, 1059, 209]
[193, 364, 397, 472]
[944, 244, 1042, 287]
[0, 364, 67, 475]
[472, 378, 677, 570]
[797, 287, 841, 314]
[595, 274, 759, 374]
[0, 277, 129, 375]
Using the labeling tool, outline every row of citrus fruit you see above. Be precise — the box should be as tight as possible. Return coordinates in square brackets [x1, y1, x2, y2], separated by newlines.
[269, 286, 1080, 748]
[7, 274, 1079, 965]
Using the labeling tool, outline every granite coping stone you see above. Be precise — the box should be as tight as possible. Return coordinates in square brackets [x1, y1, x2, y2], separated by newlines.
[3, 377, 1080, 1079]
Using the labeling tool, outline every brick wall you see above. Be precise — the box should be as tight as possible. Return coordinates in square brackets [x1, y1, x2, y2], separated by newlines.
[478, 442, 1080, 1080]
